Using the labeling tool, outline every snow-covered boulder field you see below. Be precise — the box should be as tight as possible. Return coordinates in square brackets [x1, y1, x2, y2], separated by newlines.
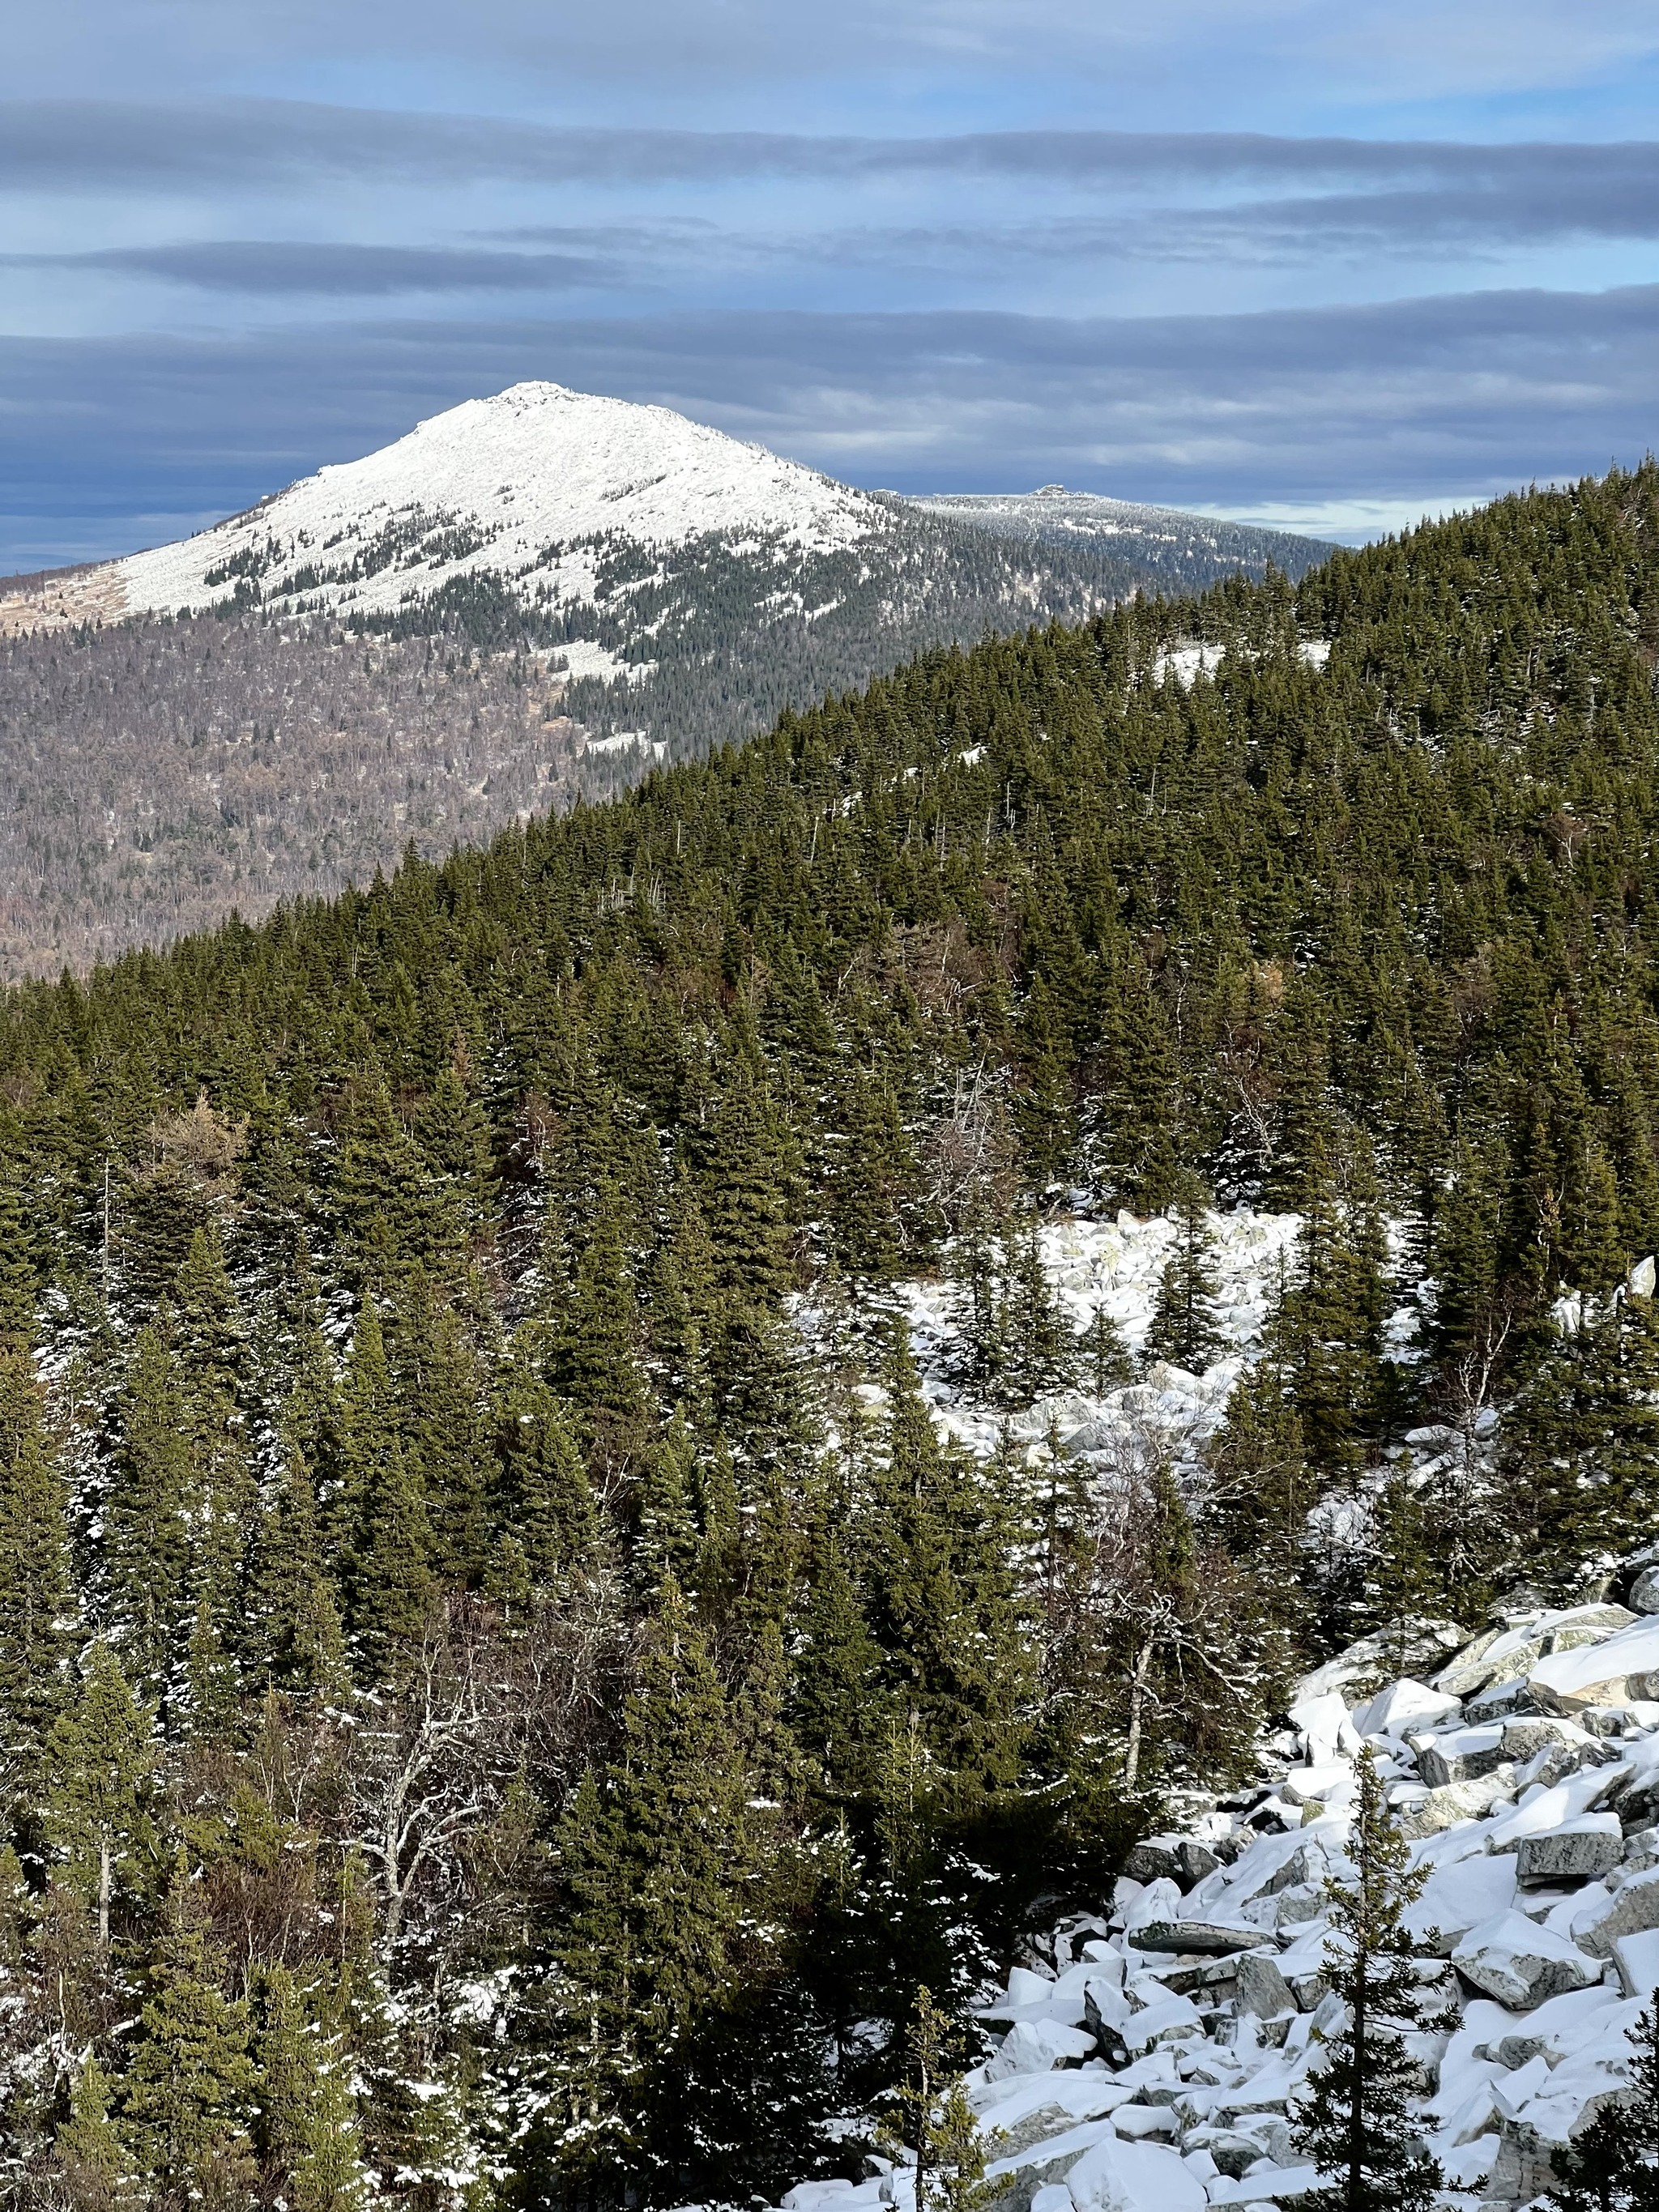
[774, 1600, 1659, 2212]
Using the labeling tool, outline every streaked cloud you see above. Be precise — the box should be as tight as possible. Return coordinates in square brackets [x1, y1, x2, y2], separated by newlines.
[6, 241, 628, 296]
[3, 283, 1657, 565]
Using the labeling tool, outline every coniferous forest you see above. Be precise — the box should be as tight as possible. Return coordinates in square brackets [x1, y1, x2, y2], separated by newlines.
[6, 467, 1659, 2205]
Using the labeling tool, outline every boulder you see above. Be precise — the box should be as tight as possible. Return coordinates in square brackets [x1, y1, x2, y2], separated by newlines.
[1286, 1690, 1360, 1765]
[1631, 1566, 1659, 1616]
[1128, 1920, 1265, 1957]
[1119, 1877, 1182, 1934]
[1108, 2105, 1176, 2139]
[1235, 1951, 1297, 2019]
[1439, 1607, 1637, 1699]
[984, 2018, 1098, 2079]
[1274, 1882, 1325, 1930]
[1452, 1911, 1603, 2006]
[1354, 1677, 1461, 1737]
[1516, 1815, 1625, 1891]
[1122, 1835, 1186, 1886]
[1116, 1993, 1203, 2055]
[1573, 1867, 1659, 1958]
[1529, 1617, 1659, 1715]
[1612, 1927, 1659, 1998]
[1417, 1723, 1507, 1788]
[1175, 1839, 1222, 1886]
[1185, 2130, 1273, 2180]
[1064, 2133, 1207, 2212]
[1280, 1762, 1352, 1806]
[1393, 1769, 1516, 1839]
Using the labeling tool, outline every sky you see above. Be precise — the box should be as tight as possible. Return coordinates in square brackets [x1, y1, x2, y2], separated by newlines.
[4, 0, 1659, 568]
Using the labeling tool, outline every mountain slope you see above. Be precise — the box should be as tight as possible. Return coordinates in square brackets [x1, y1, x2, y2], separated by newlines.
[0, 385, 1330, 974]
[915, 486, 1335, 590]
[6, 467, 1659, 2202]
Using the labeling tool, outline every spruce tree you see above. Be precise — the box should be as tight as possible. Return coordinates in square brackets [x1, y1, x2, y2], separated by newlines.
[0, 1349, 75, 1801]
[102, 1321, 192, 1708]
[52, 2055, 137, 2210]
[1081, 1303, 1135, 1395]
[545, 1582, 766, 2193]
[121, 1857, 258, 2205]
[244, 1456, 348, 1692]
[493, 1372, 598, 1591]
[876, 1984, 1000, 2212]
[1510, 1287, 1659, 1577]
[1144, 1174, 1226, 1374]
[44, 1643, 161, 1946]
[1291, 1746, 1444, 2212]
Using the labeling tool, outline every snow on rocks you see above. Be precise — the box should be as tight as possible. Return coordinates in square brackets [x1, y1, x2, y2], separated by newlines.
[1451, 1911, 1604, 2006]
[1529, 1615, 1659, 1714]
[759, 1597, 1659, 2212]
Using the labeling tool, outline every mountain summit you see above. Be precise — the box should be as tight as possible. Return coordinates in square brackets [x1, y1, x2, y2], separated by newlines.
[0, 384, 1331, 974]
[105, 381, 889, 626]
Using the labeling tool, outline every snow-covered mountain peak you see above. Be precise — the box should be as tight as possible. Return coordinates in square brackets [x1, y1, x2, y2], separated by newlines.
[90, 381, 891, 625]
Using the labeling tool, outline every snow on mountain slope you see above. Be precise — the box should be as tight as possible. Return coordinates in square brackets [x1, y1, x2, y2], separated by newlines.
[912, 490, 1334, 588]
[103, 383, 889, 624]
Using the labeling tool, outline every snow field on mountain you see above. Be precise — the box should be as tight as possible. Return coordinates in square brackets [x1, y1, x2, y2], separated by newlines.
[109, 383, 891, 620]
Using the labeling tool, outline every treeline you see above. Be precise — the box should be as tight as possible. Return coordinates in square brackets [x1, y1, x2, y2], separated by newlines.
[4, 466, 1659, 2203]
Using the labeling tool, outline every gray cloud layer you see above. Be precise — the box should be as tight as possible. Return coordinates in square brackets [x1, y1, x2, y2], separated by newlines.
[7, 241, 627, 294]
[4, 283, 1657, 568]
[8, 97, 1659, 207]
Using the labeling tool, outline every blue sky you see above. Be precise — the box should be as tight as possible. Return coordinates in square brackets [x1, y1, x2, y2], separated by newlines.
[5, 0, 1659, 567]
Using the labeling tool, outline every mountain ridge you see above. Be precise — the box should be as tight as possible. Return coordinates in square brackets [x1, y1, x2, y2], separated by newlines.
[0, 382, 1331, 975]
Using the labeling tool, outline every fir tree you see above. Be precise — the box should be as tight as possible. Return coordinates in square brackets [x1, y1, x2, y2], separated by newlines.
[1291, 1745, 1444, 2212]
[44, 1643, 162, 1946]
[1144, 1174, 1226, 1374]
[0, 1349, 75, 1799]
[121, 1858, 258, 2205]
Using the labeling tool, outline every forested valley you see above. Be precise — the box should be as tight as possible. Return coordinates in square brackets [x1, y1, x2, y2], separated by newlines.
[5, 467, 1659, 2207]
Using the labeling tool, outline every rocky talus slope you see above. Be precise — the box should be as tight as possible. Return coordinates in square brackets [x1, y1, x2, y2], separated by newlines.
[776, 1593, 1659, 2212]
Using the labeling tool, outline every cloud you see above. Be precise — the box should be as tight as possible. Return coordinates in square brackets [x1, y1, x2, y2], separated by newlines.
[4, 283, 1658, 569]
[7, 240, 629, 296]
[11, 0, 1659, 117]
[6, 97, 1659, 204]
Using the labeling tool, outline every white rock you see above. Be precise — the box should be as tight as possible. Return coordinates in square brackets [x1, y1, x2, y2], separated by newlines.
[1064, 2133, 1206, 2212]
[1452, 1910, 1603, 2006]
[1355, 1678, 1461, 1737]
[1531, 1617, 1659, 1713]
[985, 2019, 1098, 2079]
